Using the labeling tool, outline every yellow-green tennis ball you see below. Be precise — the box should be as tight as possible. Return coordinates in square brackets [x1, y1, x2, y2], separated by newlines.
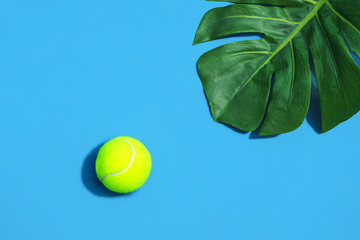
[95, 136, 152, 194]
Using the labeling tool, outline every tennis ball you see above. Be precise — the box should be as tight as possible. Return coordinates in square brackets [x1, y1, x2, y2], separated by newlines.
[95, 136, 152, 194]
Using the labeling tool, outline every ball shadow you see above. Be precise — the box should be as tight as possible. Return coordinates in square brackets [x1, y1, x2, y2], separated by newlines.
[81, 142, 135, 197]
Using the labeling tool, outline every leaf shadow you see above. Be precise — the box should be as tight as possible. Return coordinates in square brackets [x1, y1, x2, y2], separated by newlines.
[220, 122, 248, 135]
[250, 127, 279, 139]
[216, 32, 264, 41]
[306, 83, 322, 134]
[81, 142, 136, 198]
[306, 53, 322, 134]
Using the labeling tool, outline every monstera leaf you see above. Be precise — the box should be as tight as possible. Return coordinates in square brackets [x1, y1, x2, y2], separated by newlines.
[193, 0, 360, 135]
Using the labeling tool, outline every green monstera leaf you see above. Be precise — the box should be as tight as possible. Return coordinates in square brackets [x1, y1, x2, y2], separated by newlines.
[193, 0, 360, 135]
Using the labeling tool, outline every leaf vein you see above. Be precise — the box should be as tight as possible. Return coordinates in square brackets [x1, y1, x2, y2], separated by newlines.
[305, 0, 318, 4]
[219, 15, 300, 25]
[226, 51, 272, 58]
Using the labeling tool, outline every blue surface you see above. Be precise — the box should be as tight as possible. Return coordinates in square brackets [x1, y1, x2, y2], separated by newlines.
[1, 1, 360, 239]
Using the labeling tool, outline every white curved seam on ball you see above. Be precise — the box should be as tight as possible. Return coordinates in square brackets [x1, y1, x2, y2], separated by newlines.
[101, 138, 135, 182]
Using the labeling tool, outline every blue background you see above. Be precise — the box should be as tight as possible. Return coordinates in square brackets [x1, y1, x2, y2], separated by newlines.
[1, 1, 359, 239]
